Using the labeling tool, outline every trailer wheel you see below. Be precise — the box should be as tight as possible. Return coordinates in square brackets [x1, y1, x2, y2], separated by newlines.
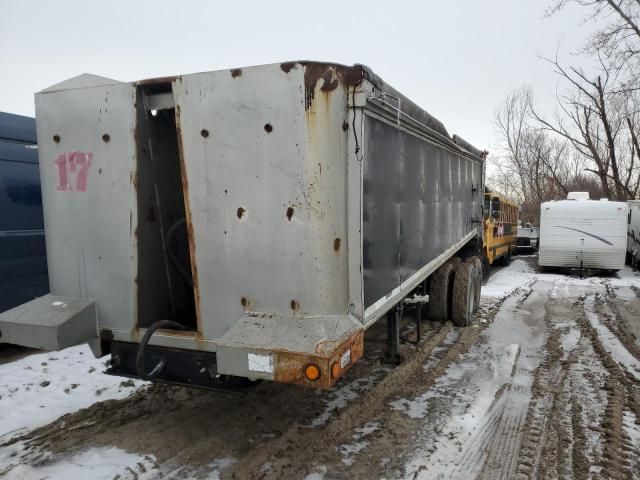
[466, 257, 482, 313]
[428, 262, 456, 322]
[452, 262, 475, 326]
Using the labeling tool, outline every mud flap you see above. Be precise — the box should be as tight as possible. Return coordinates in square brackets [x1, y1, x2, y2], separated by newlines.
[0, 294, 96, 350]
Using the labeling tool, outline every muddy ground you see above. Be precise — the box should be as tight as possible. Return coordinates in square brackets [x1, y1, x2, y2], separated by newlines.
[1, 256, 640, 479]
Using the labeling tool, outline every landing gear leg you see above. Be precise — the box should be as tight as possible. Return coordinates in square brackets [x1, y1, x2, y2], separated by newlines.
[385, 304, 403, 365]
[415, 284, 423, 344]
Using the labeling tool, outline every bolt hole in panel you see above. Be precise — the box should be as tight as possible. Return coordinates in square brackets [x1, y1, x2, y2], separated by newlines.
[171, 63, 350, 344]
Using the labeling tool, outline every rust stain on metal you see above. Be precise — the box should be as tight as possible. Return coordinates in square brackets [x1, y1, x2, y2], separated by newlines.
[303, 63, 364, 111]
[175, 104, 203, 336]
[240, 297, 254, 312]
[333, 237, 341, 252]
[290, 299, 300, 311]
[273, 329, 364, 389]
[286, 206, 294, 221]
[237, 207, 246, 219]
[280, 62, 297, 73]
[230, 68, 243, 78]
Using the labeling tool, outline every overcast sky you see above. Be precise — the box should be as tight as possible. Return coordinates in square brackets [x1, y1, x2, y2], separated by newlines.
[0, 0, 600, 154]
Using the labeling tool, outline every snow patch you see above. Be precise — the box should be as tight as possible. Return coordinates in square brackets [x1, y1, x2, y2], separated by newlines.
[0, 444, 158, 480]
[0, 344, 145, 439]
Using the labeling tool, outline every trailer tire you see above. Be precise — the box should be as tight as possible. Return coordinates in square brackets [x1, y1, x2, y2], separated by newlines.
[428, 262, 456, 322]
[466, 257, 482, 313]
[452, 262, 475, 326]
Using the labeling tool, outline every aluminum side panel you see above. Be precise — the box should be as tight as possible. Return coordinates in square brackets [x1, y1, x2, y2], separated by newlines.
[173, 65, 350, 341]
[34, 84, 137, 332]
[362, 114, 482, 307]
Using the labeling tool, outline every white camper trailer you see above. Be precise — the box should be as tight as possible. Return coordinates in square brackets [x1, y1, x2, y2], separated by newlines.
[628, 200, 640, 268]
[539, 193, 629, 271]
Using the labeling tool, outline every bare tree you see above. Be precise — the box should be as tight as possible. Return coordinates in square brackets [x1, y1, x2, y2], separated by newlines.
[531, 54, 640, 200]
[549, 0, 640, 82]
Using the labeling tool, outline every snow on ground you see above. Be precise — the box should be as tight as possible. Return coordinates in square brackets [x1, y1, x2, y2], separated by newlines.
[0, 443, 158, 480]
[481, 259, 535, 299]
[0, 440, 235, 480]
[0, 344, 145, 439]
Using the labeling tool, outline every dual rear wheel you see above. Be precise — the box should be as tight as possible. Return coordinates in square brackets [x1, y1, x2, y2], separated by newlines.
[428, 256, 482, 327]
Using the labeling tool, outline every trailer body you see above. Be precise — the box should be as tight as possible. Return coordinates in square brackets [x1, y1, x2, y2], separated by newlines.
[0, 62, 484, 388]
[539, 195, 628, 271]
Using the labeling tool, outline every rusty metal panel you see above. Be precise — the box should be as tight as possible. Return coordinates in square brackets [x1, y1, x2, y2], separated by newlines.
[34, 77, 138, 334]
[172, 63, 353, 342]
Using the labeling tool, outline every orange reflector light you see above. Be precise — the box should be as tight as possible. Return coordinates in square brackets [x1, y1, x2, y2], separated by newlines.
[304, 364, 321, 381]
[331, 362, 340, 379]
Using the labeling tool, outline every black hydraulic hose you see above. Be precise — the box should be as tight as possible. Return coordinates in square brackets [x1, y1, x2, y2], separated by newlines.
[165, 218, 193, 288]
[136, 320, 186, 380]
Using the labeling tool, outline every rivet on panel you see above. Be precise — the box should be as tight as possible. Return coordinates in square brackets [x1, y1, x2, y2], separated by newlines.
[237, 207, 246, 219]
[201, 129, 209, 138]
[53, 134, 60, 143]
[264, 123, 273, 133]
[102, 133, 110, 142]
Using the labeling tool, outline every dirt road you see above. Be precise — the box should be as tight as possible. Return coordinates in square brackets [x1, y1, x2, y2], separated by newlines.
[1, 257, 640, 479]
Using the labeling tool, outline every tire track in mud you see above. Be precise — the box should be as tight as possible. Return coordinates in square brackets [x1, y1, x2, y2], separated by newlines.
[599, 282, 640, 363]
[389, 279, 545, 480]
[228, 286, 525, 479]
[578, 294, 640, 480]
[516, 284, 640, 480]
[514, 280, 589, 480]
[229, 322, 468, 479]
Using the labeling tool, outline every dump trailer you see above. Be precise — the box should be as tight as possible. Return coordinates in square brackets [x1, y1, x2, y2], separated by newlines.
[0, 62, 485, 389]
[539, 193, 628, 271]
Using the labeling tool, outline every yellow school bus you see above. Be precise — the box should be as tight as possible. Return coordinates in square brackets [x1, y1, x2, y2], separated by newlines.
[483, 189, 518, 268]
